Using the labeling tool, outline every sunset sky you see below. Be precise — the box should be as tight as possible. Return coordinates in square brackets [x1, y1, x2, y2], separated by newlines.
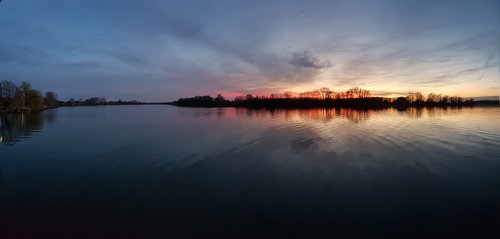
[1, 0, 498, 101]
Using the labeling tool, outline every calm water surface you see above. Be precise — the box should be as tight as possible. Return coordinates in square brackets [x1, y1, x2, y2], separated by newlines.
[2, 106, 500, 238]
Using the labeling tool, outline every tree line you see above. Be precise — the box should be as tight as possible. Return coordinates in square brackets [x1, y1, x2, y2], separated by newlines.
[234, 87, 371, 100]
[400, 91, 472, 105]
[64, 98, 142, 106]
[0, 80, 58, 113]
[1, 80, 144, 114]
[173, 87, 478, 109]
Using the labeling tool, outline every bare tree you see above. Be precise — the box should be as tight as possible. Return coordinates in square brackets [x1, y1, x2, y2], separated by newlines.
[407, 92, 424, 103]
[283, 91, 294, 99]
[426, 93, 441, 103]
[17, 82, 32, 108]
[441, 95, 449, 104]
[44, 91, 58, 108]
[1, 80, 18, 110]
[214, 94, 223, 101]
[318, 87, 330, 99]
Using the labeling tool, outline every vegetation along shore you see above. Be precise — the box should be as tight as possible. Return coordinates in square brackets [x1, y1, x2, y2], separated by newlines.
[2, 81, 498, 115]
[0, 81, 146, 115]
[172, 87, 499, 109]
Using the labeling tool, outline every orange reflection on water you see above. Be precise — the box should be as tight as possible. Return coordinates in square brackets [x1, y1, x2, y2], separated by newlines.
[235, 108, 375, 123]
[296, 108, 374, 123]
[210, 106, 488, 126]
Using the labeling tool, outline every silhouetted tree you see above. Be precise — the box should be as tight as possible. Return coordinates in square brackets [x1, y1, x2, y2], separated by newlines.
[426, 93, 441, 103]
[26, 89, 44, 111]
[394, 97, 408, 107]
[173, 87, 475, 109]
[344, 87, 371, 99]
[44, 91, 58, 108]
[1, 80, 18, 110]
[319, 87, 330, 99]
[440, 95, 449, 104]
[16, 82, 32, 108]
[449, 96, 463, 105]
[68, 98, 76, 106]
[406, 92, 424, 103]
[235, 95, 246, 101]
[283, 91, 294, 99]
[346, 87, 359, 98]
[215, 94, 225, 102]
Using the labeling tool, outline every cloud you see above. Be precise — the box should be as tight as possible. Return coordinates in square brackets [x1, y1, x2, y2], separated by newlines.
[290, 51, 331, 69]
[427, 51, 497, 84]
[60, 62, 107, 69]
[0, 45, 56, 65]
[476, 52, 497, 81]
[371, 90, 410, 96]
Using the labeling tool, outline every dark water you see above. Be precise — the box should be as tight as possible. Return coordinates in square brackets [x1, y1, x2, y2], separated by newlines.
[2, 106, 500, 238]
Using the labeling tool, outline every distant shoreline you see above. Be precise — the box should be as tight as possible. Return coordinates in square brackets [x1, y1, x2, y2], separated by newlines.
[169, 87, 500, 110]
[1, 101, 499, 116]
[170, 97, 499, 109]
[0, 102, 165, 115]
[2, 81, 498, 114]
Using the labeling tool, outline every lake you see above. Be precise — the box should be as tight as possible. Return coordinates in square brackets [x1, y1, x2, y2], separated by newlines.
[2, 106, 500, 238]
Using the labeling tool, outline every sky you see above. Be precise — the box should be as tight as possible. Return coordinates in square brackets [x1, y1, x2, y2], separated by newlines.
[0, 0, 499, 101]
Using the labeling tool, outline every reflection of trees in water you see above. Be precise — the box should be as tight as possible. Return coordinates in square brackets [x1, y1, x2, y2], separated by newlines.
[1, 113, 46, 144]
[237, 108, 373, 123]
[298, 109, 337, 123]
[177, 108, 229, 119]
[45, 110, 57, 124]
[426, 107, 465, 118]
[236, 108, 284, 119]
[337, 108, 373, 123]
[240, 107, 470, 121]
[396, 106, 467, 119]
[296, 108, 373, 123]
[404, 107, 424, 118]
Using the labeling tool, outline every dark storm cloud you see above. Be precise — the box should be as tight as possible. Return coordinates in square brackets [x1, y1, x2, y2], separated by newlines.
[290, 51, 331, 69]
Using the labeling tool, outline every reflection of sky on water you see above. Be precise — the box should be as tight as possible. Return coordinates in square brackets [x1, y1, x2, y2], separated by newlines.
[2, 106, 500, 238]
[3, 106, 498, 175]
